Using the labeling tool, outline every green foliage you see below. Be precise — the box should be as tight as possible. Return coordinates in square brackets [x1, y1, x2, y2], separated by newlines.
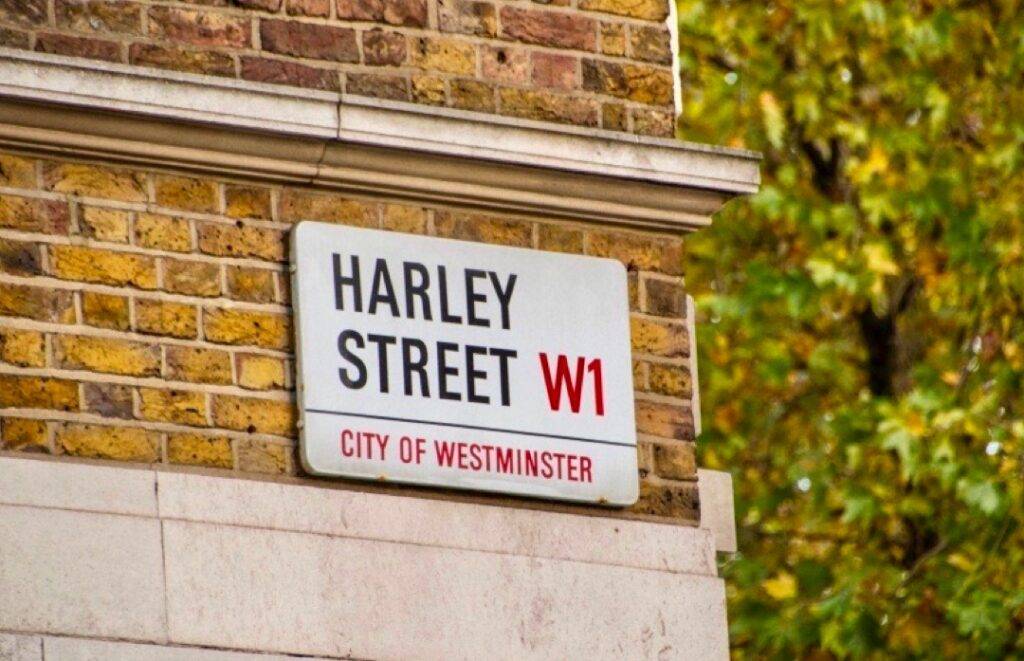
[675, 0, 1024, 657]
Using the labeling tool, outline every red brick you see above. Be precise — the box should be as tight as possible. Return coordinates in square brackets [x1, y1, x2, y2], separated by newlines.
[260, 19, 358, 62]
[481, 46, 529, 85]
[287, 0, 329, 16]
[336, 0, 427, 27]
[236, 0, 281, 10]
[35, 32, 122, 62]
[500, 7, 596, 51]
[532, 52, 576, 90]
[240, 57, 340, 91]
[438, 0, 496, 37]
[362, 29, 406, 66]
[148, 7, 250, 48]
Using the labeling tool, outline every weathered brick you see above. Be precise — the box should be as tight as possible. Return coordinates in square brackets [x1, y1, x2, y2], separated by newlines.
[532, 52, 576, 90]
[129, 43, 236, 77]
[481, 45, 529, 85]
[236, 353, 286, 390]
[500, 7, 596, 51]
[644, 277, 685, 317]
[226, 266, 276, 303]
[139, 387, 207, 426]
[166, 345, 233, 384]
[347, 73, 410, 101]
[632, 359, 647, 390]
[652, 441, 696, 480]
[56, 0, 141, 34]
[0, 194, 70, 233]
[83, 382, 134, 418]
[42, 162, 147, 202]
[1, 0, 48, 26]
[434, 212, 532, 247]
[236, 438, 289, 474]
[1, 418, 49, 452]
[411, 75, 446, 105]
[362, 29, 407, 66]
[212, 394, 295, 436]
[135, 299, 198, 338]
[278, 190, 378, 226]
[382, 203, 427, 233]
[629, 24, 671, 64]
[537, 224, 583, 254]
[630, 316, 688, 357]
[601, 102, 627, 131]
[260, 19, 358, 62]
[0, 375, 79, 411]
[135, 213, 192, 252]
[0, 328, 46, 367]
[409, 37, 476, 75]
[635, 398, 694, 440]
[240, 56, 340, 91]
[154, 175, 219, 214]
[225, 185, 273, 220]
[35, 32, 122, 62]
[167, 432, 232, 468]
[203, 308, 291, 349]
[632, 107, 674, 137]
[600, 22, 626, 56]
[80, 206, 130, 242]
[287, 0, 329, 16]
[438, 0, 496, 37]
[450, 79, 495, 112]
[197, 222, 286, 261]
[648, 362, 692, 399]
[579, 0, 667, 20]
[586, 230, 683, 274]
[0, 26, 30, 48]
[49, 245, 158, 289]
[57, 423, 160, 462]
[633, 480, 699, 519]
[498, 87, 598, 126]
[0, 154, 36, 188]
[336, 0, 427, 27]
[236, 0, 281, 10]
[82, 292, 131, 330]
[582, 59, 673, 105]
[626, 270, 638, 310]
[163, 258, 221, 297]
[56, 335, 161, 376]
[0, 284, 75, 322]
[147, 6, 250, 47]
[0, 240, 42, 276]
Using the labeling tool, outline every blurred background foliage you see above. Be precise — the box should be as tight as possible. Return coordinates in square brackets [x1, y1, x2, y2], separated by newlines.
[675, 0, 1024, 657]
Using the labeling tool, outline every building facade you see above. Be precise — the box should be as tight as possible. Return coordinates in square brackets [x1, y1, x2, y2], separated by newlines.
[0, 0, 757, 657]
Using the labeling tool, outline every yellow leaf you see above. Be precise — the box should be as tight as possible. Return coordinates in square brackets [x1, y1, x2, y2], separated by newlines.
[947, 553, 974, 572]
[762, 572, 797, 600]
[863, 242, 900, 276]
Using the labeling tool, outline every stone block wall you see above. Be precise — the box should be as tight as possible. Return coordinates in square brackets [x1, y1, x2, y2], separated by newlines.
[0, 0, 676, 136]
[0, 151, 700, 522]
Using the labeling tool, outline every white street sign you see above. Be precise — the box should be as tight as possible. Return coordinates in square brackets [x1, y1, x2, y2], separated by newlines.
[291, 222, 638, 505]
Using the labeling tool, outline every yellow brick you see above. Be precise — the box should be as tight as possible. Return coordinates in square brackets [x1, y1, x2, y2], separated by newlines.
[579, 0, 668, 21]
[56, 335, 161, 376]
[236, 353, 286, 390]
[434, 212, 533, 247]
[652, 441, 696, 480]
[0, 153, 37, 188]
[167, 432, 232, 468]
[57, 423, 160, 462]
[382, 204, 427, 234]
[165, 346, 233, 385]
[600, 22, 626, 56]
[0, 194, 70, 233]
[537, 224, 583, 254]
[635, 399, 694, 440]
[163, 258, 221, 297]
[632, 480, 698, 519]
[409, 36, 476, 75]
[49, 245, 157, 289]
[0, 328, 46, 367]
[0, 374, 79, 410]
[236, 438, 289, 474]
[225, 185, 272, 220]
[135, 213, 192, 252]
[0, 283, 75, 322]
[154, 175, 219, 213]
[630, 316, 688, 357]
[1, 418, 49, 451]
[204, 308, 291, 350]
[632, 360, 647, 390]
[411, 75, 446, 105]
[42, 162, 147, 202]
[82, 292, 131, 331]
[226, 266, 276, 303]
[212, 394, 295, 437]
[135, 299, 197, 339]
[197, 222, 286, 261]
[587, 230, 683, 275]
[80, 206, 130, 242]
[139, 388, 207, 426]
[278, 191, 378, 226]
[648, 363, 692, 398]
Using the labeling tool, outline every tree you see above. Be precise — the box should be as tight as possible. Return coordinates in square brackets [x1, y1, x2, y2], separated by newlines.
[675, 1, 1024, 657]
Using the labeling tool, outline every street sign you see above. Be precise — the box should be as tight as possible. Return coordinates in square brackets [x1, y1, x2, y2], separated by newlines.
[291, 222, 638, 505]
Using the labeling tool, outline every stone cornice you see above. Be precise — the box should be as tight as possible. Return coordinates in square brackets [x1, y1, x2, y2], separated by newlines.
[0, 49, 760, 232]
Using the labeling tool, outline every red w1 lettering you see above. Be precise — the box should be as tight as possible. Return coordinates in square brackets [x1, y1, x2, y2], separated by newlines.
[538, 353, 605, 415]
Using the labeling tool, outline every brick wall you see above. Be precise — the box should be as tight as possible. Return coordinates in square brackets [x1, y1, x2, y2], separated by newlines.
[0, 151, 699, 522]
[0, 0, 676, 137]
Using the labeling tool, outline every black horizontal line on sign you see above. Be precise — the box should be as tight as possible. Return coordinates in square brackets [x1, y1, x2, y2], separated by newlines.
[303, 409, 637, 449]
